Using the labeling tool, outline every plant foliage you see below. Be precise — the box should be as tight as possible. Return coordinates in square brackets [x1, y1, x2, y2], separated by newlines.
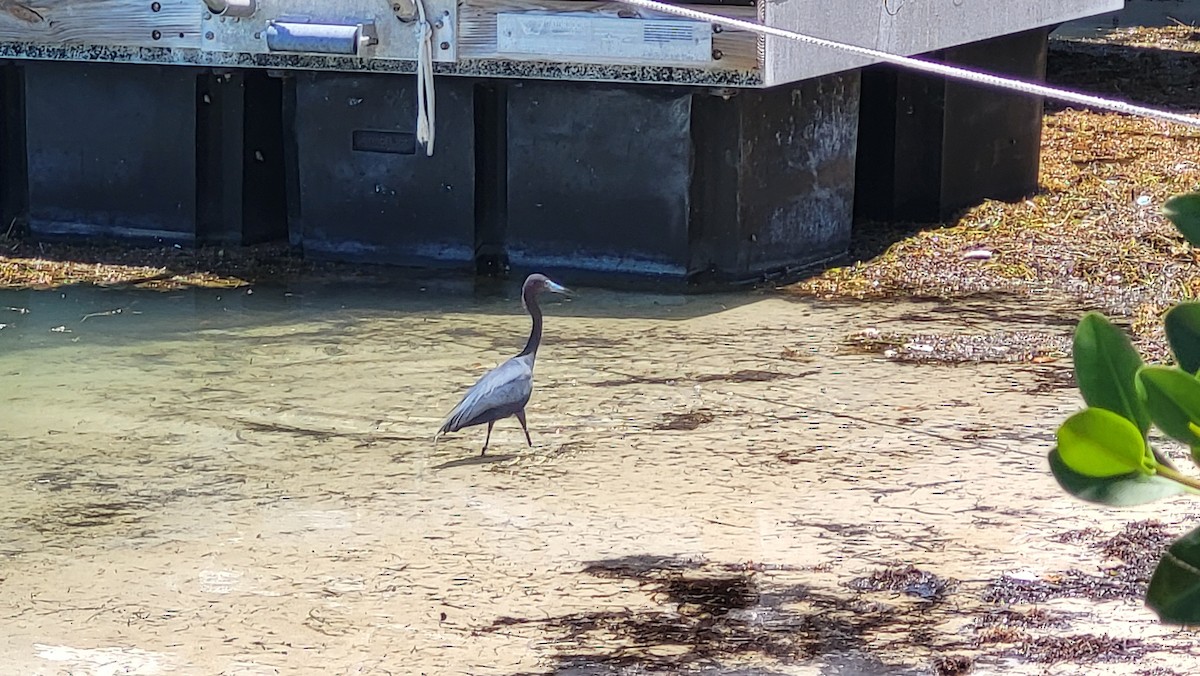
[1049, 190, 1200, 625]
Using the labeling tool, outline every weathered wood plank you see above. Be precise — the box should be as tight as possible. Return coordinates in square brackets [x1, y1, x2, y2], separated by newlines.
[460, 0, 760, 72]
[0, 0, 201, 49]
[0, 0, 761, 80]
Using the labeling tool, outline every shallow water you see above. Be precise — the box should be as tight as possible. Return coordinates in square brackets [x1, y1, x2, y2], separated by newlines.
[1, 279, 1196, 675]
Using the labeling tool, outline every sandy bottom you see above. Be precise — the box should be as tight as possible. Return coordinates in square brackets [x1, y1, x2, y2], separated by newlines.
[1, 281, 1198, 675]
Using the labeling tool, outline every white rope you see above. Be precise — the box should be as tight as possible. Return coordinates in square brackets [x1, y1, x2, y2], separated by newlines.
[618, 0, 1200, 131]
[414, 0, 436, 156]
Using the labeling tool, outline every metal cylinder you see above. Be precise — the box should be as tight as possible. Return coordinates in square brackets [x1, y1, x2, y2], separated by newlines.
[265, 22, 365, 55]
[202, 0, 256, 18]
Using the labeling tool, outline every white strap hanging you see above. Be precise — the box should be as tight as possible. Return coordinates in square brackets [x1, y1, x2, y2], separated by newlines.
[414, 0, 436, 156]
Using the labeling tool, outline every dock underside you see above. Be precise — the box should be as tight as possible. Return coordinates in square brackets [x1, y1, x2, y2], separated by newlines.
[0, 0, 1119, 288]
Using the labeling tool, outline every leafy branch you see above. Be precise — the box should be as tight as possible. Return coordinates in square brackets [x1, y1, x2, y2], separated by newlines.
[1049, 190, 1200, 625]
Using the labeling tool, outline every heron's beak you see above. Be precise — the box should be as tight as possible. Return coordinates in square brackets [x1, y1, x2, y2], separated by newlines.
[546, 280, 573, 296]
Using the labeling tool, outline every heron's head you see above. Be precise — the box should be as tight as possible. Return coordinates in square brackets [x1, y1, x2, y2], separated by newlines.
[524, 273, 572, 297]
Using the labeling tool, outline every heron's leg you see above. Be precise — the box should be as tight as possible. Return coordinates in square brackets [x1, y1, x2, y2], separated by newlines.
[482, 421, 494, 456]
[516, 410, 532, 447]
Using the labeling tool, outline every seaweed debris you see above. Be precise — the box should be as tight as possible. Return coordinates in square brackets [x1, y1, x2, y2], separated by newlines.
[984, 520, 1178, 604]
[845, 564, 959, 602]
[1008, 634, 1151, 664]
[843, 328, 1070, 364]
[784, 34, 1200, 357]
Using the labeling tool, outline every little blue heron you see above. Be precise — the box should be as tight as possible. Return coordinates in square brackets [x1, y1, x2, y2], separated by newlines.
[435, 273, 572, 455]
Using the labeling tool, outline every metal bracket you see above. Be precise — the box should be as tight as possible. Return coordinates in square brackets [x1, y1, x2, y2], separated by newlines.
[200, 0, 457, 63]
[430, 7, 455, 62]
[391, 0, 417, 23]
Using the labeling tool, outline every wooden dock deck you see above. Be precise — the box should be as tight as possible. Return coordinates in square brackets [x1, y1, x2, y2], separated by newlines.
[0, 0, 1122, 85]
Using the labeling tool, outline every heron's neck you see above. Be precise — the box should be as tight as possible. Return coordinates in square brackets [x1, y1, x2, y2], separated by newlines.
[519, 290, 542, 357]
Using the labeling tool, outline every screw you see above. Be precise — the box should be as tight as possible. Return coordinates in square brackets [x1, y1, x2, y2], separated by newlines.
[712, 48, 723, 60]
[440, 41, 449, 50]
[712, 24, 722, 33]
[152, 29, 162, 40]
[151, 1, 161, 11]
[205, 31, 215, 40]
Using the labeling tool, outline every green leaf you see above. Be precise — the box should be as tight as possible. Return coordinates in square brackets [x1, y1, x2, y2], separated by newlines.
[1056, 407, 1155, 477]
[1164, 192, 1200, 249]
[1147, 525, 1200, 625]
[1165, 302, 1200, 375]
[1072, 312, 1151, 434]
[1138, 366, 1200, 448]
[1048, 447, 1184, 506]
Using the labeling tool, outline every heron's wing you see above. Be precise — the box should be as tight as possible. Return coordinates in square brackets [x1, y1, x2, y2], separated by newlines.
[437, 356, 534, 434]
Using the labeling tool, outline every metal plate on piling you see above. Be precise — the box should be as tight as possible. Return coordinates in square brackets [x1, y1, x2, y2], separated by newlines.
[200, 0, 457, 63]
[496, 13, 713, 65]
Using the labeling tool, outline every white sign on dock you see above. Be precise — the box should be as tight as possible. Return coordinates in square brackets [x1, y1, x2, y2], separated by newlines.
[496, 13, 713, 64]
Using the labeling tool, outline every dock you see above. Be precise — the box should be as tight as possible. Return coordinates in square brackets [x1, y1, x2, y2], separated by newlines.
[0, 0, 1122, 287]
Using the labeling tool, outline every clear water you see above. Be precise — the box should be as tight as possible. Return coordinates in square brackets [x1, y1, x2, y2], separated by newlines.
[0, 280, 1190, 674]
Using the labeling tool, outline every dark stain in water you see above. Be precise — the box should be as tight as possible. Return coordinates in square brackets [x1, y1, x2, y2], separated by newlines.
[561, 336, 629, 350]
[1016, 365, 1077, 394]
[699, 369, 810, 383]
[653, 409, 715, 431]
[31, 469, 96, 492]
[22, 499, 149, 533]
[591, 374, 680, 387]
[591, 368, 812, 389]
